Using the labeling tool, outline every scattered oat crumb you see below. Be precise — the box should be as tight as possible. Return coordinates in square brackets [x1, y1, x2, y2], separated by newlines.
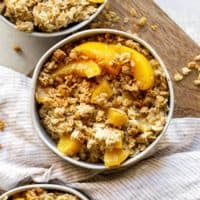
[124, 17, 129, 24]
[130, 7, 137, 17]
[151, 24, 158, 31]
[0, 120, 4, 131]
[13, 45, 23, 53]
[137, 16, 147, 26]
[174, 73, 183, 82]
[187, 61, 197, 69]
[194, 80, 200, 86]
[181, 67, 191, 75]
[194, 54, 200, 62]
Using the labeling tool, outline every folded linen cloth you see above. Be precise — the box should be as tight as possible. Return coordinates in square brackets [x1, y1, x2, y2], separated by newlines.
[0, 66, 200, 200]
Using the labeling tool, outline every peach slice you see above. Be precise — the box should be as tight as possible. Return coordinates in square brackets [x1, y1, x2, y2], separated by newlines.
[107, 108, 128, 127]
[57, 135, 81, 156]
[89, 0, 105, 3]
[72, 42, 121, 75]
[72, 42, 115, 64]
[104, 149, 129, 167]
[91, 79, 113, 103]
[53, 60, 101, 78]
[73, 42, 154, 90]
[110, 45, 154, 90]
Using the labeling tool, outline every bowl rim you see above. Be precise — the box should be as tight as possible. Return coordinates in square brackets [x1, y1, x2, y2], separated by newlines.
[0, 184, 89, 200]
[31, 28, 174, 170]
[0, 0, 108, 38]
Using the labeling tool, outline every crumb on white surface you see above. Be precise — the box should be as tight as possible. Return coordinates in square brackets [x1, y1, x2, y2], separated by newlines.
[13, 45, 23, 53]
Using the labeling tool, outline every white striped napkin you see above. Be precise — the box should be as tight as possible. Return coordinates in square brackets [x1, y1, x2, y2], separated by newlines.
[0, 66, 200, 200]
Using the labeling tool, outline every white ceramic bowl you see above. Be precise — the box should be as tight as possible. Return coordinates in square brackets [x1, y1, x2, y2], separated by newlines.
[31, 29, 174, 171]
[0, 1, 107, 38]
[0, 184, 89, 200]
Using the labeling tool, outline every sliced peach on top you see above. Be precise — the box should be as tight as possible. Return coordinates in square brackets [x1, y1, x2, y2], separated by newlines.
[72, 42, 154, 90]
[57, 135, 81, 156]
[110, 44, 154, 90]
[107, 108, 128, 128]
[89, 0, 104, 3]
[53, 60, 101, 78]
[72, 42, 115, 64]
[104, 148, 129, 167]
[91, 79, 113, 103]
[72, 42, 121, 75]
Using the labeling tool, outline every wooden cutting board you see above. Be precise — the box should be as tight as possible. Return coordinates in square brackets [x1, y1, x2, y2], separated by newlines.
[104, 0, 200, 117]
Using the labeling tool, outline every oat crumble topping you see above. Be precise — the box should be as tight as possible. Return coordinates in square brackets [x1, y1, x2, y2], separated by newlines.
[36, 33, 169, 167]
[7, 188, 79, 200]
[2, 0, 103, 32]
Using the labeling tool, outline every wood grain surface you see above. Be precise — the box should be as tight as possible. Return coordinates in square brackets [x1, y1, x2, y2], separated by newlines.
[106, 0, 200, 117]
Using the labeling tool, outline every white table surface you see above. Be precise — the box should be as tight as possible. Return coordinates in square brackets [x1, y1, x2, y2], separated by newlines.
[0, 0, 200, 75]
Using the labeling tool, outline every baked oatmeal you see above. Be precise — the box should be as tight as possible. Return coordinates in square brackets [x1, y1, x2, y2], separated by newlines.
[36, 33, 169, 167]
[1, 0, 104, 32]
[5, 188, 79, 200]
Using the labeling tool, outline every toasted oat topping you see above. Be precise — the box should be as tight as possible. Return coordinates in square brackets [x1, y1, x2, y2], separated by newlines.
[36, 34, 169, 166]
[9, 188, 79, 200]
[2, 0, 102, 33]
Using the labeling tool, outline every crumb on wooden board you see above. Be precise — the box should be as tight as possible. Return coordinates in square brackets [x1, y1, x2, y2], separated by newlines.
[174, 54, 200, 87]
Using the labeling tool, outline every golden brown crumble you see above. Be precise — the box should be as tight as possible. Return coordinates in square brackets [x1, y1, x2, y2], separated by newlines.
[36, 33, 169, 165]
[2, 0, 102, 33]
[9, 188, 79, 200]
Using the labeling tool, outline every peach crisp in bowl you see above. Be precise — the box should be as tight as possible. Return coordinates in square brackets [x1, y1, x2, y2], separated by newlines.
[31, 29, 174, 170]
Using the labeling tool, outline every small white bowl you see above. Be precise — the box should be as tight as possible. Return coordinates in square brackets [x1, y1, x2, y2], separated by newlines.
[0, 184, 89, 200]
[31, 29, 174, 171]
[0, 1, 107, 38]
